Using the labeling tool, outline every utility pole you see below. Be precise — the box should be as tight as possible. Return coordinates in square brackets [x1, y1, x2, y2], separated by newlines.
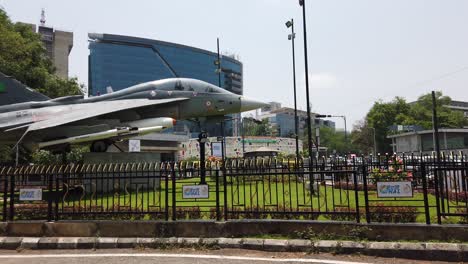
[286, 19, 300, 161]
[299, 0, 313, 160]
[432, 91, 444, 220]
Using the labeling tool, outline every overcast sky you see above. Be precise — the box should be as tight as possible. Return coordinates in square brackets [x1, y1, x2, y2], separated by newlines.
[2, 0, 468, 129]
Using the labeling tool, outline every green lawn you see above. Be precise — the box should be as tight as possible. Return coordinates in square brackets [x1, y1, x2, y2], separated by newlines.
[48, 175, 467, 224]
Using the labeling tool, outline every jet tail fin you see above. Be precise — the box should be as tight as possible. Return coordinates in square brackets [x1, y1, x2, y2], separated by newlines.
[106, 86, 114, 94]
[0, 71, 50, 106]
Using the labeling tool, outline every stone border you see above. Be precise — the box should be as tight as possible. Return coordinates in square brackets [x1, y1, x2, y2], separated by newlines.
[0, 236, 464, 262]
[0, 220, 467, 242]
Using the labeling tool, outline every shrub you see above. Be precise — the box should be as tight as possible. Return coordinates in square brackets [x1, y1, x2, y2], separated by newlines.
[368, 203, 418, 223]
[426, 190, 468, 203]
[456, 208, 468, 224]
[269, 206, 319, 220]
[448, 191, 468, 203]
[325, 207, 357, 221]
[333, 181, 376, 191]
[242, 206, 269, 219]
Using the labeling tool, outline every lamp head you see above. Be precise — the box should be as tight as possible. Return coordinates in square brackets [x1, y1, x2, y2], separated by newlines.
[285, 20, 293, 28]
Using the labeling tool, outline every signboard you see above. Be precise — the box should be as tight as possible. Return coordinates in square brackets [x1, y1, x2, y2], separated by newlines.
[19, 188, 42, 201]
[211, 142, 223, 157]
[128, 139, 141, 152]
[377, 181, 413, 198]
[182, 185, 209, 199]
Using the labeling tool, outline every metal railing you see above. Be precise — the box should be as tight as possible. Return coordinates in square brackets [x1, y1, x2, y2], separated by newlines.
[0, 154, 466, 224]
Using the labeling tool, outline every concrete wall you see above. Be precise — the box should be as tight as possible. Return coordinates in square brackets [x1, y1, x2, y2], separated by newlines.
[179, 137, 303, 159]
[394, 134, 420, 153]
[53, 30, 73, 78]
[1, 221, 467, 242]
[83, 152, 161, 164]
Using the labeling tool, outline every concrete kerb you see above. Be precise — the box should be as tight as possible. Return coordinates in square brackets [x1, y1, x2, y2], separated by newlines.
[20, 237, 40, 249]
[2, 221, 468, 242]
[37, 237, 58, 249]
[0, 237, 465, 261]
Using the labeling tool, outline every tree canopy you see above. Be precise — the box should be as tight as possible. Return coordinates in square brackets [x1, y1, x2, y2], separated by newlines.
[0, 9, 84, 164]
[0, 9, 83, 98]
[356, 91, 467, 154]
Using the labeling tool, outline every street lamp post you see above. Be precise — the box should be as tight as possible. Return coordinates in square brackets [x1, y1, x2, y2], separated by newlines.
[286, 19, 300, 160]
[370, 127, 377, 156]
[299, 0, 313, 160]
[241, 118, 246, 155]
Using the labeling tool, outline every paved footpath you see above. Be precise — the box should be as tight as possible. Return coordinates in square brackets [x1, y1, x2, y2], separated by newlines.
[0, 248, 457, 264]
[0, 237, 465, 262]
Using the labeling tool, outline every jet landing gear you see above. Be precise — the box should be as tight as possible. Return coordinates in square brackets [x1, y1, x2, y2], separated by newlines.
[90, 140, 109, 152]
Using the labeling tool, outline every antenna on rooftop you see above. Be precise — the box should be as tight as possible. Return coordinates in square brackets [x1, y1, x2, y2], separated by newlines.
[40, 8, 46, 25]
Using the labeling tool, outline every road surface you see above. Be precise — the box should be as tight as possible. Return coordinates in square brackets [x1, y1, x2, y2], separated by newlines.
[0, 248, 453, 264]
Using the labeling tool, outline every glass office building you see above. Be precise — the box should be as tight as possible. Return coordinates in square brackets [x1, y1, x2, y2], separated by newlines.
[88, 33, 243, 136]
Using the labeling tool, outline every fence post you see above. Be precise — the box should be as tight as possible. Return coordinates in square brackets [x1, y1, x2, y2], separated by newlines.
[47, 173, 53, 222]
[420, 163, 431, 225]
[55, 172, 59, 221]
[223, 163, 228, 221]
[215, 169, 220, 221]
[2, 173, 8, 222]
[8, 173, 14, 221]
[362, 165, 371, 223]
[165, 165, 169, 221]
[352, 170, 360, 223]
[171, 163, 176, 221]
[433, 168, 442, 225]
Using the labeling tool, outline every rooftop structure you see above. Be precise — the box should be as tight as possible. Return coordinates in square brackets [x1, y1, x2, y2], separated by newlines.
[22, 10, 73, 78]
[387, 128, 468, 154]
[258, 103, 335, 138]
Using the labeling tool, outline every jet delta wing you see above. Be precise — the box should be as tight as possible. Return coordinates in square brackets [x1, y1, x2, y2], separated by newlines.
[6, 98, 187, 132]
[0, 74, 267, 153]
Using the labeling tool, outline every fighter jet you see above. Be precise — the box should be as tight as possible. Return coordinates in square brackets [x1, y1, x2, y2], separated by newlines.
[0, 73, 266, 153]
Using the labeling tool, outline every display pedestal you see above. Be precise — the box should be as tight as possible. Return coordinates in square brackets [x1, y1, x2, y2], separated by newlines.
[83, 152, 161, 164]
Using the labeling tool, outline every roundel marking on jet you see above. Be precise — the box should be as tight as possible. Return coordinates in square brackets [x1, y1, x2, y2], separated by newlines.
[205, 101, 212, 108]
[150, 90, 157, 97]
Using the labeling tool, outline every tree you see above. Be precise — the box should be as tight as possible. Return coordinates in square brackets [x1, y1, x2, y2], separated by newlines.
[350, 120, 374, 155]
[318, 127, 347, 155]
[366, 97, 410, 154]
[359, 91, 467, 155]
[0, 10, 84, 164]
[0, 9, 83, 98]
[398, 91, 466, 129]
[243, 118, 272, 137]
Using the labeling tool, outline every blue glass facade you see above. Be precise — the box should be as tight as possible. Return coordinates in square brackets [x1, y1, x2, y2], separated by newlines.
[88, 33, 242, 96]
[88, 33, 243, 137]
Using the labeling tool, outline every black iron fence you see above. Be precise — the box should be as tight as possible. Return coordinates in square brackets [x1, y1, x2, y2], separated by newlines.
[0, 154, 466, 224]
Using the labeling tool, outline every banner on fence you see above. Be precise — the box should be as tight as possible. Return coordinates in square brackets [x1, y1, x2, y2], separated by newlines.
[182, 185, 209, 199]
[19, 188, 42, 201]
[377, 181, 413, 198]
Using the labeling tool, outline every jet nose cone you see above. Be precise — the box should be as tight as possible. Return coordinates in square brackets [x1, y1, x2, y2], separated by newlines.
[240, 97, 268, 112]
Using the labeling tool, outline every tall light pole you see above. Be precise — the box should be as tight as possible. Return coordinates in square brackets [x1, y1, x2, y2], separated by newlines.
[216, 38, 226, 165]
[299, 0, 313, 159]
[370, 127, 377, 156]
[286, 19, 300, 160]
